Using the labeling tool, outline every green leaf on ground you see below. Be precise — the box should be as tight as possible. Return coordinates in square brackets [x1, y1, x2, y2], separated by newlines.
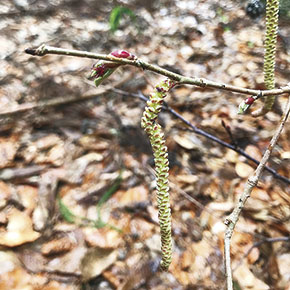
[109, 6, 136, 32]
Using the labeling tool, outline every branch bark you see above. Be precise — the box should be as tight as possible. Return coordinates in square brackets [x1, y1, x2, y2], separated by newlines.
[25, 44, 290, 98]
[224, 97, 290, 290]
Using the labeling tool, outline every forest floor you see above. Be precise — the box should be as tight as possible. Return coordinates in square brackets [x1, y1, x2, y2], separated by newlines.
[0, 0, 289, 289]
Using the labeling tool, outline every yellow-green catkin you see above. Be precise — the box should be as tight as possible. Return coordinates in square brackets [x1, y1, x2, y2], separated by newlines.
[254, 0, 280, 115]
[141, 79, 175, 271]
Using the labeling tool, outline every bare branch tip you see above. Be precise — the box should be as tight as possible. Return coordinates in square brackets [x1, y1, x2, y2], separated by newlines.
[25, 48, 37, 55]
[25, 44, 47, 56]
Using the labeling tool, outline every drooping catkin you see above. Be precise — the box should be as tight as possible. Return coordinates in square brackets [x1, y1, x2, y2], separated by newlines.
[141, 79, 175, 271]
[253, 0, 280, 116]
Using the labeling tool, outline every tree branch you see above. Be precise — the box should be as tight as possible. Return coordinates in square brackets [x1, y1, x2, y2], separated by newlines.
[25, 44, 290, 97]
[224, 97, 290, 290]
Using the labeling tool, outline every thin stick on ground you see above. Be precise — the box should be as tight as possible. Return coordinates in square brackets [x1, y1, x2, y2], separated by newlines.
[25, 44, 290, 98]
[233, 236, 290, 272]
[224, 97, 290, 290]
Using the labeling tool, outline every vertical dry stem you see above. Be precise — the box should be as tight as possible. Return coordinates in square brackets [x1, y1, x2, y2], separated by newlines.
[224, 97, 290, 289]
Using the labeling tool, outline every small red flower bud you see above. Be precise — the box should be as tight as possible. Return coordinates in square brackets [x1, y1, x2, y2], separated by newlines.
[110, 50, 135, 59]
[90, 62, 119, 79]
[245, 97, 255, 105]
[94, 64, 106, 77]
[89, 63, 107, 79]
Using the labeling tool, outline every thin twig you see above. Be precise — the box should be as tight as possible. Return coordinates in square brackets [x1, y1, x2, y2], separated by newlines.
[112, 88, 290, 185]
[221, 120, 238, 148]
[233, 236, 290, 272]
[0, 165, 46, 180]
[25, 44, 290, 97]
[224, 97, 290, 290]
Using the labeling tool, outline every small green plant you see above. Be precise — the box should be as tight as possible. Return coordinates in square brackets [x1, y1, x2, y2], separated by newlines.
[58, 198, 77, 224]
[95, 173, 123, 229]
[109, 6, 136, 32]
[58, 173, 122, 232]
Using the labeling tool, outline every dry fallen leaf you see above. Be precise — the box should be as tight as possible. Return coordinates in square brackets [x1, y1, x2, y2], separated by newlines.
[0, 137, 19, 169]
[45, 244, 87, 275]
[235, 162, 254, 178]
[276, 253, 290, 289]
[227, 63, 244, 77]
[81, 248, 118, 281]
[281, 151, 290, 159]
[0, 208, 40, 247]
[115, 185, 149, 206]
[180, 247, 196, 270]
[231, 232, 253, 260]
[63, 152, 103, 184]
[46, 143, 66, 166]
[234, 263, 270, 290]
[79, 135, 110, 151]
[245, 144, 262, 161]
[41, 235, 77, 256]
[0, 267, 32, 290]
[247, 246, 260, 265]
[17, 185, 38, 215]
[116, 257, 159, 290]
[0, 181, 11, 208]
[176, 174, 198, 184]
[0, 251, 21, 275]
[35, 134, 62, 150]
[174, 134, 203, 150]
[83, 227, 122, 249]
[232, 77, 248, 87]
[251, 187, 271, 202]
